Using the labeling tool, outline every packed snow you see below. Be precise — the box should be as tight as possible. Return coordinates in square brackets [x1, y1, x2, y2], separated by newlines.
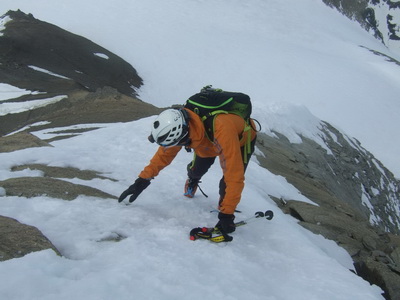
[0, 119, 384, 300]
[1, 0, 399, 299]
[0, 95, 67, 116]
[0, 14, 11, 35]
[94, 52, 110, 60]
[27, 65, 71, 80]
[0, 83, 32, 101]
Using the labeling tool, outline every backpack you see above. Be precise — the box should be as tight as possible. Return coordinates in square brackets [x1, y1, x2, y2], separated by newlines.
[184, 86, 255, 163]
[184, 85, 253, 142]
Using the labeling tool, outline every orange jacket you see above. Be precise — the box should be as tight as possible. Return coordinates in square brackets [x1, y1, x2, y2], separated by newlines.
[139, 108, 257, 214]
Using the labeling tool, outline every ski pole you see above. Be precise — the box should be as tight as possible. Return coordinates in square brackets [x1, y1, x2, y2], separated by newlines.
[234, 210, 274, 228]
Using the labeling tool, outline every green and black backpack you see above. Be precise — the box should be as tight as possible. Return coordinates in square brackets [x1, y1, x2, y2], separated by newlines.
[184, 85, 256, 162]
[184, 85, 252, 140]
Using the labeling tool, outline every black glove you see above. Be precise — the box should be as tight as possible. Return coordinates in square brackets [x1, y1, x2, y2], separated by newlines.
[216, 212, 236, 234]
[118, 177, 151, 203]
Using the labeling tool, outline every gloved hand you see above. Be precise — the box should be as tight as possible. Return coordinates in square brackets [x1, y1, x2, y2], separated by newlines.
[118, 177, 151, 203]
[216, 212, 236, 234]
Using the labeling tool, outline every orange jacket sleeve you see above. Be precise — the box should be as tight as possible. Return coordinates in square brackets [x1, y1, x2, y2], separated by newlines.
[139, 146, 182, 179]
[213, 114, 247, 214]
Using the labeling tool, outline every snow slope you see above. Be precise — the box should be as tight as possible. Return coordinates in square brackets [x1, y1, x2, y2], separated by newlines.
[1, 0, 400, 177]
[0, 0, 399, 299]
[0, 119, 384, 300]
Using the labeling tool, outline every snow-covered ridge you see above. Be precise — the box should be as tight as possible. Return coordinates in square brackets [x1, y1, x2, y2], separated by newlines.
[0, 14, 11, 36]
[369, 0, 400, 55]
[253, 105, 400, 234]
[253, 102, 332, 154]
[0, 9, 142, 104]
[0, 95, 67, 116]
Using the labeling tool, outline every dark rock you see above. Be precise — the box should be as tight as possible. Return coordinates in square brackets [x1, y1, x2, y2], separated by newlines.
[355, 257, 400, 300]
[322, 0, 400, 52]
[10, 164, 117, 181]
[0, 10, 142, 98]
[0, 132, 52, 152]
[0, 177, 117, 200]
[256, 128, 400, 300]
[0, 87, 162, 136]
[256, 125, 400, 235]
[0, 10, 160, 137]
[0, 215, 61, 261]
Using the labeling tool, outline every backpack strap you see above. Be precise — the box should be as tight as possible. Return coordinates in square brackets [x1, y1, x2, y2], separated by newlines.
[242, 121, 253, 164]
[203, 113, 223, 142]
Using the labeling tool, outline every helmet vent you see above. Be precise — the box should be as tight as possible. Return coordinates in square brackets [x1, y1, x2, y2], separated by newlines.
[154, 121, 160, 129]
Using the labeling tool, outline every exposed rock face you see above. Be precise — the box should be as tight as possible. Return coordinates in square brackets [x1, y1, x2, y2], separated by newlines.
[256, 123, 400, 235]
[0, 131, 52, 152]
[255, 123, 400, 300]
[322, 0, 378, 35]
[0, 177, 117, 200]
[0, 10, 142, 99]
[0, 87, 162, 136]
[322, 0, 400, 55]
[0, 215, 61, 261]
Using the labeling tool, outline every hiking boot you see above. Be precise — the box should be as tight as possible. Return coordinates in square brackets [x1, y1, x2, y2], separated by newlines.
[184, 178, 199, 198]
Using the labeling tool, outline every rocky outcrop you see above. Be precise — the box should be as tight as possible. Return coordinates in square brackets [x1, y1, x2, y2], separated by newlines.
[0, 177, 117, 200]
[255, 124, 400, 300]
[0, 86, 162, 136]
[0, 215, 61, 261]
[322, 0, 380, 37]
[0, 10, 158, 136]
[322, 0, 400, 55]
[256, 123, 400, 235]
[0, 131, 52, 152]
[0, 10, 142, 99]
[274, 198, 400, 300]
[0, 163, 120, 200]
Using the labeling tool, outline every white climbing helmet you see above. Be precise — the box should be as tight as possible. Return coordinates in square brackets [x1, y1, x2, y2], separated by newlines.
[148, 109, 188, 147]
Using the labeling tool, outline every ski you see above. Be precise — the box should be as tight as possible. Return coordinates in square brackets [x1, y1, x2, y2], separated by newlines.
[189, 210, 273, 243]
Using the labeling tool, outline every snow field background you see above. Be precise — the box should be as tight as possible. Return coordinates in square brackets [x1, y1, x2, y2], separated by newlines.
[1, 0, 399, 298]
